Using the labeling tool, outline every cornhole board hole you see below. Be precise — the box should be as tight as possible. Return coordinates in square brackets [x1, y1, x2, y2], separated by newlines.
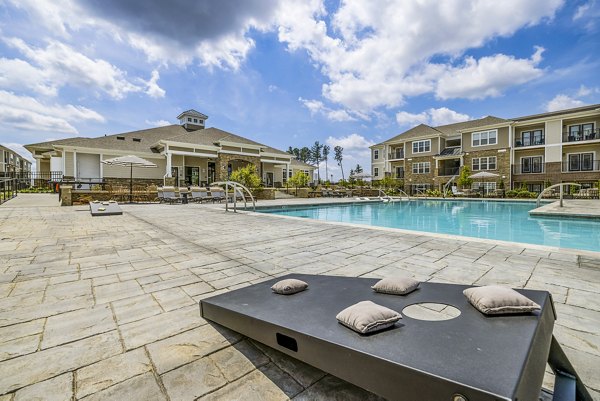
[89, 201, 123, 216]
[200, 274, 591, 401]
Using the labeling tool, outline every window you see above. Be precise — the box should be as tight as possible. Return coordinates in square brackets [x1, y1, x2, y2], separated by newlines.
[472, 156, 496, 171]
[412, 140, 431, 154]
[132, 138, 141, 142]
[395, 167, 404, 178]
[472, 130, 497, 147]
[521, 156, 543, 173]
[374, 167, 379, 176]
[412, 162, 430, 174]
[193, 118, 198, 123]
[568, 123, 595, 141]
[199, 120, 204, 124]
[520, 130, 544, 146]
[472, 182, 496, 192]
[568, 153, 594, 171]
[373, 150, 379, 159]
[187, 117, 192, 122]
[117, 136, 125, 140]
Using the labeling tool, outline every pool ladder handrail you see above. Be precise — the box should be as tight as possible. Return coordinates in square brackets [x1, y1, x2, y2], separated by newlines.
[443, 175, 458, 198]
[377, 188, 410, 202]
[212, 181, 256, 212]
[536, 182, 581, 208]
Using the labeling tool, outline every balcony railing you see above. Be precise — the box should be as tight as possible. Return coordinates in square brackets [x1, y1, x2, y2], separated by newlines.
[438, 167, 460, 176]
[512, 163, 545, 174]
[562, 129, 600, 143]
[562, 160, 600, 172]
[515, 137, 545, 147]
[388, 150, 404, 159]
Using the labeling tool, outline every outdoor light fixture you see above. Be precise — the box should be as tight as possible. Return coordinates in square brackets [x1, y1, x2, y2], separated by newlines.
[452, 394, 468, 401]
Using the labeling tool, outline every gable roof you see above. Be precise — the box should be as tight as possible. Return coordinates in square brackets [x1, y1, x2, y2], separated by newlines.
[176, 109, 208, 120]
[511, 103, 600, 122]
[381, 124, 442, 144]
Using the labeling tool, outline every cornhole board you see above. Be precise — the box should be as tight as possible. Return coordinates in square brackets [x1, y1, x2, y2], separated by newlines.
[89, 201, 122, 216]
[200, 274, 591, 401]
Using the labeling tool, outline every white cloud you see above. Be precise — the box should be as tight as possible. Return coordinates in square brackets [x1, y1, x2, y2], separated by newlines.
[576, 85, 600, 97]
[4, 38, 162, 100]
[299, 97, 358, 122]
[144, 70, 165, 98]
[325, 133, 374, 158]
[0, 58, 57, 96]
[396, 107, 470, 127]
[276, 0, 562, 111]
[545, 94, 585, 112]
[145, 119, 171, 127]
[0, 90, 104, 133]
[574, 0, 600, 30]
[435, 47, 545, 99]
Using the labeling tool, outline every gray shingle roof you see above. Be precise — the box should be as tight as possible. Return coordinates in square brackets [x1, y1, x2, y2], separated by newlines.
[176, 109, 208, 119]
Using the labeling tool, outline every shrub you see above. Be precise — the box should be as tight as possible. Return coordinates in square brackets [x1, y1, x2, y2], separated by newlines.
[229, 164, 261, 189]
[288, 171, 310, 189]
[457, 166, 473, 189]
[506, 190, 518, 198]
[425, 189, 442, 197]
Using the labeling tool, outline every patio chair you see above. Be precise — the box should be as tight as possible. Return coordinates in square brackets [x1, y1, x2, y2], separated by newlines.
[161, 186, 181, 204]
[451, 186, 465, 197]
[210, 187, 226, 203]
[157, 187, 165, 203]
[190, 187, 212, 203]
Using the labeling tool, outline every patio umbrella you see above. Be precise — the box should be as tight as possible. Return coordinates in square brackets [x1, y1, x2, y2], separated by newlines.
[350, 172, 373, 180]
[102, 155, 157, 203]
[469, 171, 499, 196]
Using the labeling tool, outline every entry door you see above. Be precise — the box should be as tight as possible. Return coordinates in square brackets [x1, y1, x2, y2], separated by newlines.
[266, 172, 273, 187]
[185, 167, 199, 186]
[207, 162, 216, 184]
[171, 167, 179, 186]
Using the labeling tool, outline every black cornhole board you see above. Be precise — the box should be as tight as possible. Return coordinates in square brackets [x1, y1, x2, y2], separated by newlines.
[89, 201, 123, 216]
[200, 274, 591, 401]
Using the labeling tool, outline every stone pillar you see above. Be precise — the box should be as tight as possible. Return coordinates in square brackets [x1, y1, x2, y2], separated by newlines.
[60, 185, 72, 206]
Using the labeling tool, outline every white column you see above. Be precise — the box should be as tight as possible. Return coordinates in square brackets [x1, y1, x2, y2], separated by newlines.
[166, 152, 172, 177]
[73, 151, 77, 179]
[99, 154, 103, 178]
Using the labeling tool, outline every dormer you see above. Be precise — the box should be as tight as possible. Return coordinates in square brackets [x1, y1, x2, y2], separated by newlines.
[177, 109, 208, 132]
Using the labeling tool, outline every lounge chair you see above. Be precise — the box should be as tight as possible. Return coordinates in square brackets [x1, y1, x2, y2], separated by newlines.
[210, 187, 226, 203]
[161, 186, 181, 204]
[451, 186, 465, 197]
[157, 187, 165, 203]
[190, 187, 212, 203]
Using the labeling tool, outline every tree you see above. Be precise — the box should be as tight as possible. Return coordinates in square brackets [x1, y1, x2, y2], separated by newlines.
[457, 166, 473, 189]
[322, 145, 330, 182]
[354, 164, 363, 174]
[299, 147, 311, 163]
[310, 141, 323, 182]
[288, 170, 310, 195]
[334, 146, 344, 180]
[229, 164, 261, 189]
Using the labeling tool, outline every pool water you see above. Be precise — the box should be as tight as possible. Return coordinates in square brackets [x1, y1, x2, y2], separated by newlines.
[260, 200, 600, 252]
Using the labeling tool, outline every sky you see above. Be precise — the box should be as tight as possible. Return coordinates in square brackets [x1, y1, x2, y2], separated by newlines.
[0, 0, 599, 179]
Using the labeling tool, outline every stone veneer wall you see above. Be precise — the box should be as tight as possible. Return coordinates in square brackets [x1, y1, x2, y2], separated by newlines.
[513, 162, 600, 189]
[403, 155, 435, 192]
[103, 178, 163, 187]
[217, 154, 261, 182]
[463, 148, 511, 186]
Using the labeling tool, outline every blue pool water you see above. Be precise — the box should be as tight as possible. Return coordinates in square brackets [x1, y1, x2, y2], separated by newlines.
[260, 200, 600, 252]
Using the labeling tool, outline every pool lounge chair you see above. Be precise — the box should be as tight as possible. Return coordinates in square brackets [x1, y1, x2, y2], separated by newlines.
[210, 187, 226, 203]
[190, 187, 212, 203]
[161, 187, 181, 204]
[451, 186, 465, 197]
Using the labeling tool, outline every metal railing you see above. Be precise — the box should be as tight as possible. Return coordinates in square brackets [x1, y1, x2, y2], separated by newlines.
[388, 150, 404, 159]
[0, 178, 17, 205]
[438, 167, 460, 176]
[443, 175, 458, 197]
[562, 160, 600, 172]
[536, 183, 581, 207]
[1, 171, 63, 191]
[512, 163, 545, 174]
[515, 137, 545, 147]
[212, 181, 256, 212]
[562, 128, 599, 143]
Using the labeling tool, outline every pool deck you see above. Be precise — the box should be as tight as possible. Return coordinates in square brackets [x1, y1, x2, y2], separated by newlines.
[0, 194, 599, 400]
[530, 199, 600, 219]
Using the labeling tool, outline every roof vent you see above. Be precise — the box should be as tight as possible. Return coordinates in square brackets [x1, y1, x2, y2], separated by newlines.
[132, 138, 141, 142]
[117, 136, 125, 140]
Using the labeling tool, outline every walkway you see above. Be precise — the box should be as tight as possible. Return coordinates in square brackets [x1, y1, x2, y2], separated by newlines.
[530, 199, 600, 219]
[0, 202, 598, 400]
[0, 193, 59, 208]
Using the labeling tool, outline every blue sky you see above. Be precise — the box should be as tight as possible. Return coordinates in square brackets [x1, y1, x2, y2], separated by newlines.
[0, 0, 599, 179]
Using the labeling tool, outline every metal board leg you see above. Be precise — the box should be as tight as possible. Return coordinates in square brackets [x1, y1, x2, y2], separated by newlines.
[548, 336, 592, 401]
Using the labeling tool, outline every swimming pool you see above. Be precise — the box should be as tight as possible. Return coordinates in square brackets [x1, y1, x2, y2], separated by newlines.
[259, 200, 600, 252]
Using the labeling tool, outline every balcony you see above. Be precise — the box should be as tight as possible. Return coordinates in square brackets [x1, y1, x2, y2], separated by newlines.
[515, 137, 545, 147]
[388, 150, 404, 160]
[438, 167, 460, 176]
[562, 160, 600, 172]
[562, 128, 599, 143]
[512, 163, 545, 174]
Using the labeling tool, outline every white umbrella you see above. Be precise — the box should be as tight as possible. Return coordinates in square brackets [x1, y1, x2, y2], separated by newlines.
[102, 155, 157, 203]
[350, 172, 372, 179]
[469, 171, 499, 196]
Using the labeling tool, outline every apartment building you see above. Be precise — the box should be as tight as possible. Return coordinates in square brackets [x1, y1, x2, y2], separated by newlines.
[371, 104, 600, 194]
[0, 144, 32, 177]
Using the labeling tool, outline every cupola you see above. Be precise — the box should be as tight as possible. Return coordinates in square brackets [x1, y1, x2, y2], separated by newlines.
[177, 109, 208, 132]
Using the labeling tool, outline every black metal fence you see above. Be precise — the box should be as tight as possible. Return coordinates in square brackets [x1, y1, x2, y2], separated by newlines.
[0, 178, 17, 204]
[0, 171, 63, 191]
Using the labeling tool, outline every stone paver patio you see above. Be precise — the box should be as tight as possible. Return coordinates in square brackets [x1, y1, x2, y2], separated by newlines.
[0, 195, 599, 400]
